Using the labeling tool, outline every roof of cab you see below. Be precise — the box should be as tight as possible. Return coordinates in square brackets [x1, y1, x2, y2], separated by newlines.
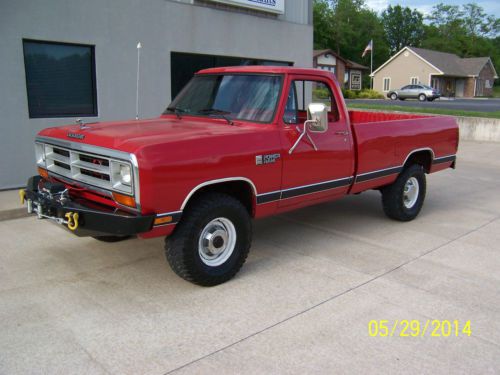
[197, 65, 335, 78]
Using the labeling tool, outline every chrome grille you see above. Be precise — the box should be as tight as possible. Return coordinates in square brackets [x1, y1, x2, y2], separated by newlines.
[37, 142, 133, 195]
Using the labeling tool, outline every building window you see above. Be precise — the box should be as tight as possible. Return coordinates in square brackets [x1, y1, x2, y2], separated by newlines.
[410, 77, 419, 85]
[383, 77, 391, 92]
[23, 39, 97, 118]
[170, 52, 292, 99]
[319, 65, 336, 74]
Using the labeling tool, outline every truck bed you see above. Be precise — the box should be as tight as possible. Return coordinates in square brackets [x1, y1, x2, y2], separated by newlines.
[348, 110, 459, 194]
[349, 110, 429, 124]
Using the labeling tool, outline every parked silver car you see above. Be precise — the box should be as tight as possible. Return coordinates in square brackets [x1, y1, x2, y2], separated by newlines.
[387, 84, 441, 102]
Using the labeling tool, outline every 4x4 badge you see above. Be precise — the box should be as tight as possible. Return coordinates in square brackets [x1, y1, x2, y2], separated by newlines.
[256, 153, 280, 165]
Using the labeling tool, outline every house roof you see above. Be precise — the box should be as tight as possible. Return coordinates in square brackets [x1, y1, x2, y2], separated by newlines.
[345, 58, 369, 70]
[313, 49, 331, 57]
[408, 47, 467, 76]
[372, 46, 497, 78]
[313, 49, 369, 70]
[461, 57, 493, 76]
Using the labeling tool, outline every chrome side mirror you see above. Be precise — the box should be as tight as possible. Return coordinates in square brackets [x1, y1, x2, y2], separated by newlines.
[307, 103, 328, 133]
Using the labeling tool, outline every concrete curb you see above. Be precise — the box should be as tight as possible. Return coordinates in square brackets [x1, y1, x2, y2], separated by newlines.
[0, 208, 29, 222]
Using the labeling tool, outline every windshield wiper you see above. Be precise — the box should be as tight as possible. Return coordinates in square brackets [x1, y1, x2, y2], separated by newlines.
[197, 108, 234, 125]
[166, 106, 187, 119]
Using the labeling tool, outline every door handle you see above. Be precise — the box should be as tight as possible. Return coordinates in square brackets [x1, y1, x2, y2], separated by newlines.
[335, 131, 349, 136]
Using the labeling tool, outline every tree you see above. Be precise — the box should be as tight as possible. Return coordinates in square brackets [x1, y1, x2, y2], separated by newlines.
[313, 0, 390, 69]
[381, 5, 425, 54]
[461, 3, 500, 38]
[424, 2, 499, 60]
[313, 0, 334, 50]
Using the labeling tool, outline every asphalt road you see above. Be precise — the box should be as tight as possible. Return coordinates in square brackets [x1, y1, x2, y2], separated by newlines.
[1, 141, 500, 374]
[346, 98, 500, 112]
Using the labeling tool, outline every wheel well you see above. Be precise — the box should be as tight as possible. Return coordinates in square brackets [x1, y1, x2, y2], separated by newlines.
[404, 150, 433, 173]
[184, 181, 255, 217]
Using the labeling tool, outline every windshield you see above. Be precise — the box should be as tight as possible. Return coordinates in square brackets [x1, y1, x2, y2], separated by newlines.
[164, 74, 282, 123]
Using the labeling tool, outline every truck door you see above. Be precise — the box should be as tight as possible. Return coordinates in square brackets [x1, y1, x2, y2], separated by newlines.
[278, 75, 355, 209]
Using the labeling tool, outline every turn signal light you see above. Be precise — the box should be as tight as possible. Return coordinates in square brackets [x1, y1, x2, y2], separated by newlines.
[112, 192, 136, 208]
[154, 216, 172, 225]
[38, 167, 49, 179]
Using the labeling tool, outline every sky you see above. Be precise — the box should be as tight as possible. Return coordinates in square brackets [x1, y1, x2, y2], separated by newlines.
[364, 0, 500, 16]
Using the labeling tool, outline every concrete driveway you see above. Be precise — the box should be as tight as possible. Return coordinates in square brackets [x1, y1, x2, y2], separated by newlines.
[1, 141, 499, 374]
[346, 98, 500, 112]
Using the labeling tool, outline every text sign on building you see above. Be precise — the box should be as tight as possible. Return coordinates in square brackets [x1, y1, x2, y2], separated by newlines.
[350, 72, 361, 90]
[209, 0, 285, 14]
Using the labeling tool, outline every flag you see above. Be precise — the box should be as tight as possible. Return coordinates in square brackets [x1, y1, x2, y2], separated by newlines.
[362, 40, 372, 58]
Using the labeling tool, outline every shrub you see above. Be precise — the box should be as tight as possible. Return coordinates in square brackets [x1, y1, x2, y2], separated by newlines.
[342, 89, 358, 99]
[313, 87, 331, 99]
[357, 89, 384, 99]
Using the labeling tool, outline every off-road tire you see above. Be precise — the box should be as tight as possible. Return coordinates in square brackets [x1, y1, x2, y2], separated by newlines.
[381, 164, 426, 221]
[165, 192, 252, 286]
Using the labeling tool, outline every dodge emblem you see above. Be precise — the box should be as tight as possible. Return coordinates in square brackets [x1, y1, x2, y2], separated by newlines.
[67, 132, 85, 140]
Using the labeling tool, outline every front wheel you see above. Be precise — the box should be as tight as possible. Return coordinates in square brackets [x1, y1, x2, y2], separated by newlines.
[165, 192, 251, 286]
[381, 164, 426, 221]
[390, 93, 398, 100]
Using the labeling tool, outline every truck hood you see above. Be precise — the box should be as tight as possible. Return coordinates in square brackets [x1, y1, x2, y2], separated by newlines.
[38, 116, 260, 154]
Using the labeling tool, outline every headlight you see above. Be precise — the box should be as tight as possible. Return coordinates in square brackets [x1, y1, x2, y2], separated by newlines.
[119, 164, 131, 184]
[35, 142, 46, 167]
[111, 160, 133, 193]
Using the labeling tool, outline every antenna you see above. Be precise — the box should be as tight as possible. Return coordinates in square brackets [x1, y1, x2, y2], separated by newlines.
[135, 42, 142, 120]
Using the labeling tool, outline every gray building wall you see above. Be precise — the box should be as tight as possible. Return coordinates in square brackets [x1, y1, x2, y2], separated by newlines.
[0, 0, 313, 189]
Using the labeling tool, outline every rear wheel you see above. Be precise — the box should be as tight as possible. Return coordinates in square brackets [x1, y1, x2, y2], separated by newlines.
[381, 164, 426, 221]
[390, 93, 398, 100]
[165, 192, 251, 286]
[418, 94, 427, 102]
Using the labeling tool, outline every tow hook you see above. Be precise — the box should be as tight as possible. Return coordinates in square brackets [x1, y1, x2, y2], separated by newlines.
[65, 212, 79, 231]
[19, 189, 26, 204]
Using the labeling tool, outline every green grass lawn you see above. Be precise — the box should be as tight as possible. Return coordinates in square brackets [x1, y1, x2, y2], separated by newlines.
[347, 102, 500, 119]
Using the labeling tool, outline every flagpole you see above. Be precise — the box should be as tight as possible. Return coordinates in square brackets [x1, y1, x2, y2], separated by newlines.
[370, 39, 373, 90]
[136, 42, 142, 120]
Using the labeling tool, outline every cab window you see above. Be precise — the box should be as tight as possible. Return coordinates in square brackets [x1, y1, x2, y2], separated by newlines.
[283, 80, 338, 124]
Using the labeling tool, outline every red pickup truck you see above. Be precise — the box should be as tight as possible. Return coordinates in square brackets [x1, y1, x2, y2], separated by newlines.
[21, 66, 458, 285]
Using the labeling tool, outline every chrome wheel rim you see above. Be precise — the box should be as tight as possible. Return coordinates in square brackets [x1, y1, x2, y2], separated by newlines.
[403, 177, 419, 209]
[198, 217, 236, 267]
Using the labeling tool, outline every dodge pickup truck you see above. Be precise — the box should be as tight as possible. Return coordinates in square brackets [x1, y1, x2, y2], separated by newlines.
[20, 66, 459, 286]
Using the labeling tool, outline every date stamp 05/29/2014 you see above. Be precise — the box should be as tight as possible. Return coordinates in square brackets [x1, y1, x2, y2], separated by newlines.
[368, 320, 472, 337]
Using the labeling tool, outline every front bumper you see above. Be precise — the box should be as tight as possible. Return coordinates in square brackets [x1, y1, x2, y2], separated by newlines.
[20, 176, 155, 237]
